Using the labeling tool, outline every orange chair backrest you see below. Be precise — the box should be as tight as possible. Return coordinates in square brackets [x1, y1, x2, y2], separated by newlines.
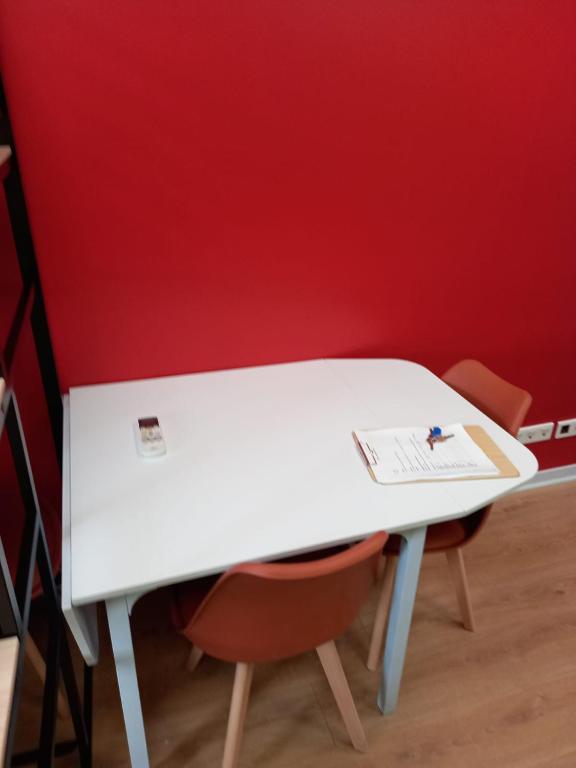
[186, 531, 388, 663]
[442, 359, 532, 436]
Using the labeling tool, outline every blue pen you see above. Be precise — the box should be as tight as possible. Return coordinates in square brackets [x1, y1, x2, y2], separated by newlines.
[427, 426, 453, 450]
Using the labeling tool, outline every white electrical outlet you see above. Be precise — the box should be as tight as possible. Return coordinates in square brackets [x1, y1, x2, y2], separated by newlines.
[555, 418, 576, 439]
[517, 422, 554, 444]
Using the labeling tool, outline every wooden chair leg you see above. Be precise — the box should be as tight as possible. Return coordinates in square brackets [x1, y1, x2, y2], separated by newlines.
[186, 645, 204, 674]
[316, 640, 368, 752]
[445, 548, 476, 631]
[222, 662, 254, 768]
[366, 556, 396, 671]
[25, 634, 69, 719]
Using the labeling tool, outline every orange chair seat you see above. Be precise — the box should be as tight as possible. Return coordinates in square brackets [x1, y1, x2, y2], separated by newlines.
[172, 535, 387, 766]
[172, 546, 348, 635]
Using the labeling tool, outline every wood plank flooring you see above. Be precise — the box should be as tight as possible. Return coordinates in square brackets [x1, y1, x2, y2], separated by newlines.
[15, 482, 576, 767]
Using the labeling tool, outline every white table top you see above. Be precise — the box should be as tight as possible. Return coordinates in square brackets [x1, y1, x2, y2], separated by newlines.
[66, 359, 537, 606]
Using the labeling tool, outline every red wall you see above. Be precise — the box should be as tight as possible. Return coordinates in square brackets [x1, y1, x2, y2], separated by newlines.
[0, 0, 575, 469]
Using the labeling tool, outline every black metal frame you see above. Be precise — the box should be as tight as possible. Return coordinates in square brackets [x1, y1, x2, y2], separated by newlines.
[0, 78, 63, 467]
[1, 74, 92, 764]
[0, 384, 91, 766]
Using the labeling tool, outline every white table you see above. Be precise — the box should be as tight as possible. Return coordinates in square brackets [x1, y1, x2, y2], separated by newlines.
[62, 359, 537, 766]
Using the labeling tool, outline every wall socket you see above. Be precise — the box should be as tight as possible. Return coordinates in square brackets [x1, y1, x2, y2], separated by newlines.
[517, 422, 555, 444]
[555, 419, 576, 439]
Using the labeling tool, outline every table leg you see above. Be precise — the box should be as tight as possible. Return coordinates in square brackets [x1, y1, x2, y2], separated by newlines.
[106, 597, 150, 767]
[377, 525, 426, 715]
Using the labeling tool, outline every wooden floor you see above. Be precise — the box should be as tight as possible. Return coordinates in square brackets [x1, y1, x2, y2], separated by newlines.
[15, 482, 576, 767]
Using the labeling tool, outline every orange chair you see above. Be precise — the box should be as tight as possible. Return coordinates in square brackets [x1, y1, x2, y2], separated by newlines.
[366, 360, 532, 670]
[173, 531, 388, 768]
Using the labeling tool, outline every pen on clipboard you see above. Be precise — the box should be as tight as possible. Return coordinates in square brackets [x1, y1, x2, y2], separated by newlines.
[362, 441, 379, 465]
[426, 426, 454, 451]
[354, 433, 379, 466]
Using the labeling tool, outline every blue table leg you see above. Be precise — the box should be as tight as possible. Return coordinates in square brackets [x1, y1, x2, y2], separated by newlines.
[377, 525, 427, 715]
[106, 596, 150, 767]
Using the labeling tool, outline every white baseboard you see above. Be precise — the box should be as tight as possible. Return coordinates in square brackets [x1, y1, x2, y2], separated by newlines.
[515, 464, 576, 492]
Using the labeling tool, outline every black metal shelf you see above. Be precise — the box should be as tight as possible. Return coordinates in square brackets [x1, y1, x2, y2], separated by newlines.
[0, 76, 92, 766]
[0, 381, 91, 766]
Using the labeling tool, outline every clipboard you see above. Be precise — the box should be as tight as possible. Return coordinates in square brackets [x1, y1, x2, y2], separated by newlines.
[353, 425, 519, 484]
[460, 425, 519, 480]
